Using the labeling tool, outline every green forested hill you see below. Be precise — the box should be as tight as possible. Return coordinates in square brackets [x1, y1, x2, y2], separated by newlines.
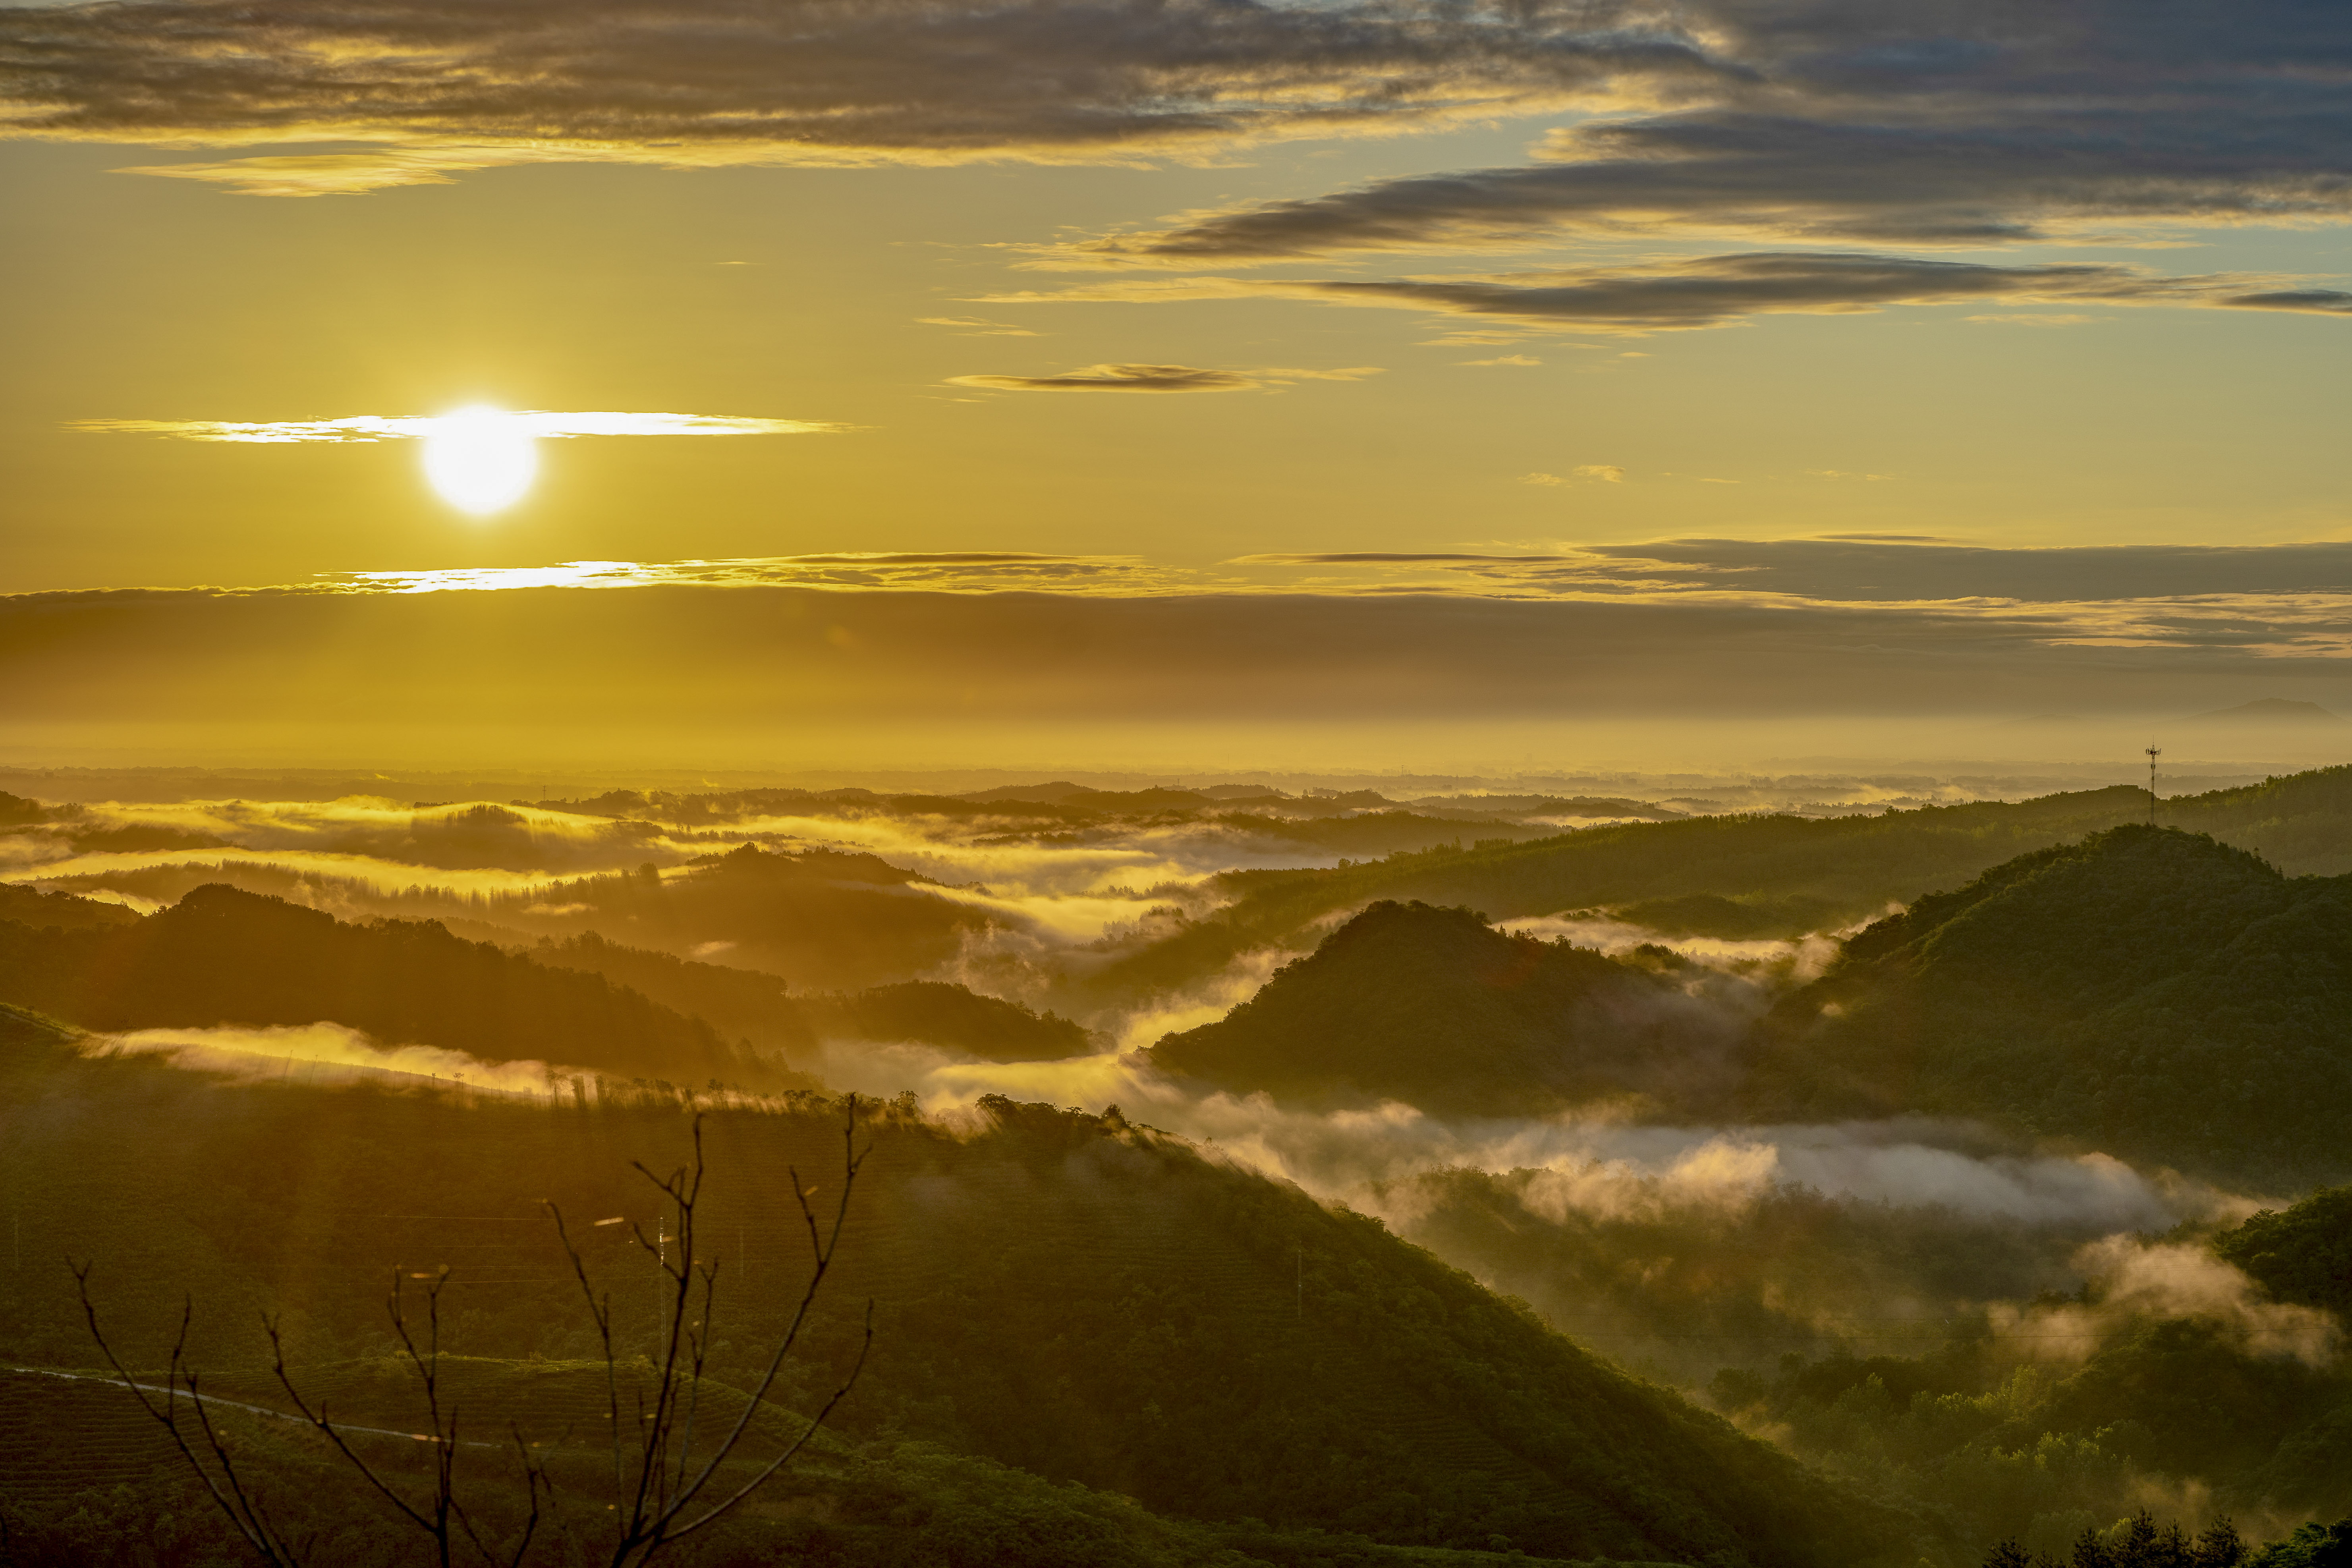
[1074, 767, 2352, 1009]
[0, 882, 799, 1088]
[1749, 826, 2352, 1186]
[0, 1033, 1907, 1568]
[1150, 901, 1740, 1115]
[2216, 1185, 2352, 1319]
[1696, 1190, 2352, 1553]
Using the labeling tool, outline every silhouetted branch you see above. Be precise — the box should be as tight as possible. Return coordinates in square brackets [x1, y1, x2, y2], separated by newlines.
[71, 1261, 301, 1567]
[545, 1094, 873, 1565]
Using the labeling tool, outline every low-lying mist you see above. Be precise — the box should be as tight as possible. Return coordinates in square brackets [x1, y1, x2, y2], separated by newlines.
[11, 774, 2340, 1411]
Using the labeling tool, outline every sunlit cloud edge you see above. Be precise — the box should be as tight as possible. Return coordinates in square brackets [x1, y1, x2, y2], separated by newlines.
[65, 410, 850, 443]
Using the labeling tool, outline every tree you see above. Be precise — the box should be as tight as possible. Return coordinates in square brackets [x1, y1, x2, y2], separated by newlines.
[73, 1097, 872, 1566]
[2193, 1518, 2247, 1568]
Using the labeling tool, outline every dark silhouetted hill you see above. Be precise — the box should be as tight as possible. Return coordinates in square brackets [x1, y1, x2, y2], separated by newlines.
[526, 933, 1092, 1063]
[492, 842, 992, 990]
[1150, 901, 1742, 1116]
[0, 884, 142, 933]
[0, 883, 803, 1089]
[1750, 826, 2352, 1186]
[809, 979, 1093, 1060]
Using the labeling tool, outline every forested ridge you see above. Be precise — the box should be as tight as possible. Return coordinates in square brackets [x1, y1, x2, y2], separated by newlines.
[1075, 767, 2352, 1009]
[1755, 826, 2352, 1186]
[1151, 900, 1740, 1114]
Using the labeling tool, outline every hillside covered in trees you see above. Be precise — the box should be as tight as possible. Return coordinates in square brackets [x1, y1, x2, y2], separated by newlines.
[1751, 826, 2352, 1187]
[1073, 767, 2352, 1010]
[0, 1021, 1900, 1567]
[1151, 900, 1743, 1115]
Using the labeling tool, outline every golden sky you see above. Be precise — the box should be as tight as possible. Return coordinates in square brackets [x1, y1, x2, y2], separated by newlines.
[4, 0, 2352, 767]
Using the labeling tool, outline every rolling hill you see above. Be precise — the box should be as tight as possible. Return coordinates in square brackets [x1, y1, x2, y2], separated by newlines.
[1747, 826, 2352, 1186]
[1149, 900, 1743, 1116]
[1072, 765, 2352, 1016]
[0, 882, 799, 1089]
[0, 1020, 1908, 1567]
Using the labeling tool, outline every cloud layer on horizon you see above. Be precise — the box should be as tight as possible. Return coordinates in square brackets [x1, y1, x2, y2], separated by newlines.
[13, 540, 2352, 746]
[989, 251, 2352, 334]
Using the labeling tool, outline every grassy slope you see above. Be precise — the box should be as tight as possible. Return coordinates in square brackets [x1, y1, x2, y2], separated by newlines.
[1751, 826, 2352, 1187]
[0, 1029, 1910, 1567]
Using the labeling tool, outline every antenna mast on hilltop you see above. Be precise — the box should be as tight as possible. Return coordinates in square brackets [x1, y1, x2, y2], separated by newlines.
[2145, 745, 2161, 827]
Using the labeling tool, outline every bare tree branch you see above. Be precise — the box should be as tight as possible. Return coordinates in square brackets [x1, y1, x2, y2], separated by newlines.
[71, 1262, 301, 1567]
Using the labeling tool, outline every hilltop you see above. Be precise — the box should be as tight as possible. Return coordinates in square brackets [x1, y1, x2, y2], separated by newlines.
[1749, 826, 2352, 1186]
[1150, 901, 1741, 1116]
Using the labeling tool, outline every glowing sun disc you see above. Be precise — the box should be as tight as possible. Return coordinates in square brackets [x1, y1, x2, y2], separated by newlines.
[421, 406, 537, 514]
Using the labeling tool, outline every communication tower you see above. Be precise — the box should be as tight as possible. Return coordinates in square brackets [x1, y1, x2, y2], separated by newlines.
[2145, 744, 2161, 826]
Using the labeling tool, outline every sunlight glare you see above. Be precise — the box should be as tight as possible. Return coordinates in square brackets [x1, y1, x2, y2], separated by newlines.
[421, 406, 537, 514]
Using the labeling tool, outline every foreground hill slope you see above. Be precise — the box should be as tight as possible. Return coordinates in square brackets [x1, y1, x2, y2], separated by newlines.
[0, 1033, 1906, 1567]
[1751, 826, 2352, 1186]
[1151, 901, 1741, 1115]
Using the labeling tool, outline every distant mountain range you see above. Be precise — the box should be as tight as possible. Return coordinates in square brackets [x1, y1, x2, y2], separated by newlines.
[2182, 699, 2351, 726]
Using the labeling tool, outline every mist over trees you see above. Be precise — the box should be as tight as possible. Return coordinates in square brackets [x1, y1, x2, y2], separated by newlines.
[7, 768, 2352, 1565]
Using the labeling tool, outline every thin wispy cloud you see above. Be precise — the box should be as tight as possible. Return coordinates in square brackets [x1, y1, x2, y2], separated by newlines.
[0, 0, 1729, 195]
[323, 553, 1189, 595]
[945, 363, 1380, 394]
[985, 253, 2352, 335]
[918, 316, 1045, 337]
[67, 410, 843, 442]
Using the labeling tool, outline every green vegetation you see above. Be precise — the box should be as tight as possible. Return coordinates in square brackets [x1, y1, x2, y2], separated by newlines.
[0, 1367, 1696, 1568]
[0, 1027, 1902, 1566]
[1690, 1188, 2352, 1561]
[1150, 901, 1740, 1115]
[1752, 826, 2352, 1186]
[2215, 1187, 2352, 1319]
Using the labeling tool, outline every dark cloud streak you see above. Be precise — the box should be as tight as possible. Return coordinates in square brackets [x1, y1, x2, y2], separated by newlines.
[996, 251, 2352, 332]
[0, 0, 1730, 191]
[1050, 0, 2352, 263]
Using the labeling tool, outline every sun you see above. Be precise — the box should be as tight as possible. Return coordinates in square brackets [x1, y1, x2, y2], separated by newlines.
[420, 406, 537, 514]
